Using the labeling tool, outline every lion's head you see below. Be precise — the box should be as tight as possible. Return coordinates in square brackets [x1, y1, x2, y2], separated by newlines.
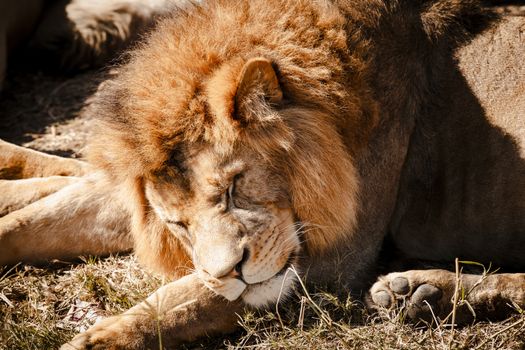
[87, 0, 377, 306]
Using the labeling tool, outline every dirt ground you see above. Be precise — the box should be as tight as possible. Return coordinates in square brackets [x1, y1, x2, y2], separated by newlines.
[1, 4, 525, 350]
[0, 66, 106, 156]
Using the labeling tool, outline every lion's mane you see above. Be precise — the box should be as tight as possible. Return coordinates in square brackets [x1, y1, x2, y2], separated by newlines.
[86, 0, 491, 277]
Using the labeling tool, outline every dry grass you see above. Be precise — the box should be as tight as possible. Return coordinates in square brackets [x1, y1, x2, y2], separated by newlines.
[1, 255, 524, 349]
[0, 256, 161, 349]
[1, 11, 525, 348]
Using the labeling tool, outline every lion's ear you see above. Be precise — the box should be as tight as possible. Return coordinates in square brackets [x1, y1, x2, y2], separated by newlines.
[234, 58, 282, 119]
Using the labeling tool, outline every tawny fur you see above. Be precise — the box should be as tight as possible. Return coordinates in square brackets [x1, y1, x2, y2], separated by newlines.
[0, 139, 90, 179]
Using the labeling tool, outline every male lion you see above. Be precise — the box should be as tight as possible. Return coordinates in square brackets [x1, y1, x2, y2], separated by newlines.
[1, 0, 525, 348]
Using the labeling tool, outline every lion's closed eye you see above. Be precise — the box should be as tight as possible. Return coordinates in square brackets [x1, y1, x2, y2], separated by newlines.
[215, 173, 249, 211]
[228, 174, 252, 210]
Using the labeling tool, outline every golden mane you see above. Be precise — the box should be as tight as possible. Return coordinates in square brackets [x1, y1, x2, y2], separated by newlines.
[87, 0, 379, 276]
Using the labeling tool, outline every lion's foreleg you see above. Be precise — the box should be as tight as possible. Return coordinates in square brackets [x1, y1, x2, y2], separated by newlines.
[0, 173, 132, 265]
[0, 139, 90, 179]
[61, 273, 243, 350]
[369, 269, 525, 323]
[0, 176, 81, 216]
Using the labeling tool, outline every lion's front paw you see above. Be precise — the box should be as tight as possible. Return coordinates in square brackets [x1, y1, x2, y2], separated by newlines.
[367, 270, 455, 323]
[61, 332, 93, 350]
[368, 269, 525, 324]
[60, 316, 145, 350]
[61, 327, 122, 350]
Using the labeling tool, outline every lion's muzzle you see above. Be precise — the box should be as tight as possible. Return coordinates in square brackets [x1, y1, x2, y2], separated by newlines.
[195, 208, 301, 306]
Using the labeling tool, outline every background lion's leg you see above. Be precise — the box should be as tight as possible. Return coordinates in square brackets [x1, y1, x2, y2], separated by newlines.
[0, 139, 90, 179]
[368, 269, 525, 323]
[0, 176, 81, 216]
[0, 173, 132, 265]
[28, 0, 180, 70]
[61, 273, 243, 350]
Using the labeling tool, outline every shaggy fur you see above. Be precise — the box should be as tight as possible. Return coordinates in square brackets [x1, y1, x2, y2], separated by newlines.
[86, 0, 378, 275]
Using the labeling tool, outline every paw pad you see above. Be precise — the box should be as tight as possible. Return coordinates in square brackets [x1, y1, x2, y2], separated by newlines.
[405, 283, 443, 321]
[371, 290, 393, 308]
[389, 276, 410, 295]
[368, 273, 446, 323]
[411, 283, 442, 305]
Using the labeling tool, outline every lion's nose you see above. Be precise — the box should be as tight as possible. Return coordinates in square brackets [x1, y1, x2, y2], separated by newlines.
[201, 247, 249, 279]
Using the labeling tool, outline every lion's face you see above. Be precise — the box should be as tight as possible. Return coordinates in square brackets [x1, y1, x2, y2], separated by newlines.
[90, 25, 370, 304]
[144, 146, 300, 306]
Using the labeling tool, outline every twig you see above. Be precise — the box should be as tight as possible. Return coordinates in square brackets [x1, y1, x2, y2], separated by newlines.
[288, 265, 352, 348]
[275, 268, 292, 330]
[298, 296, 306, 331]
[448, 258, 461, 349]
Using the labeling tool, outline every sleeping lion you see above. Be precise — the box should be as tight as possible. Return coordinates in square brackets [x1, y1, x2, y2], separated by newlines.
[0, 0, 524, 348]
